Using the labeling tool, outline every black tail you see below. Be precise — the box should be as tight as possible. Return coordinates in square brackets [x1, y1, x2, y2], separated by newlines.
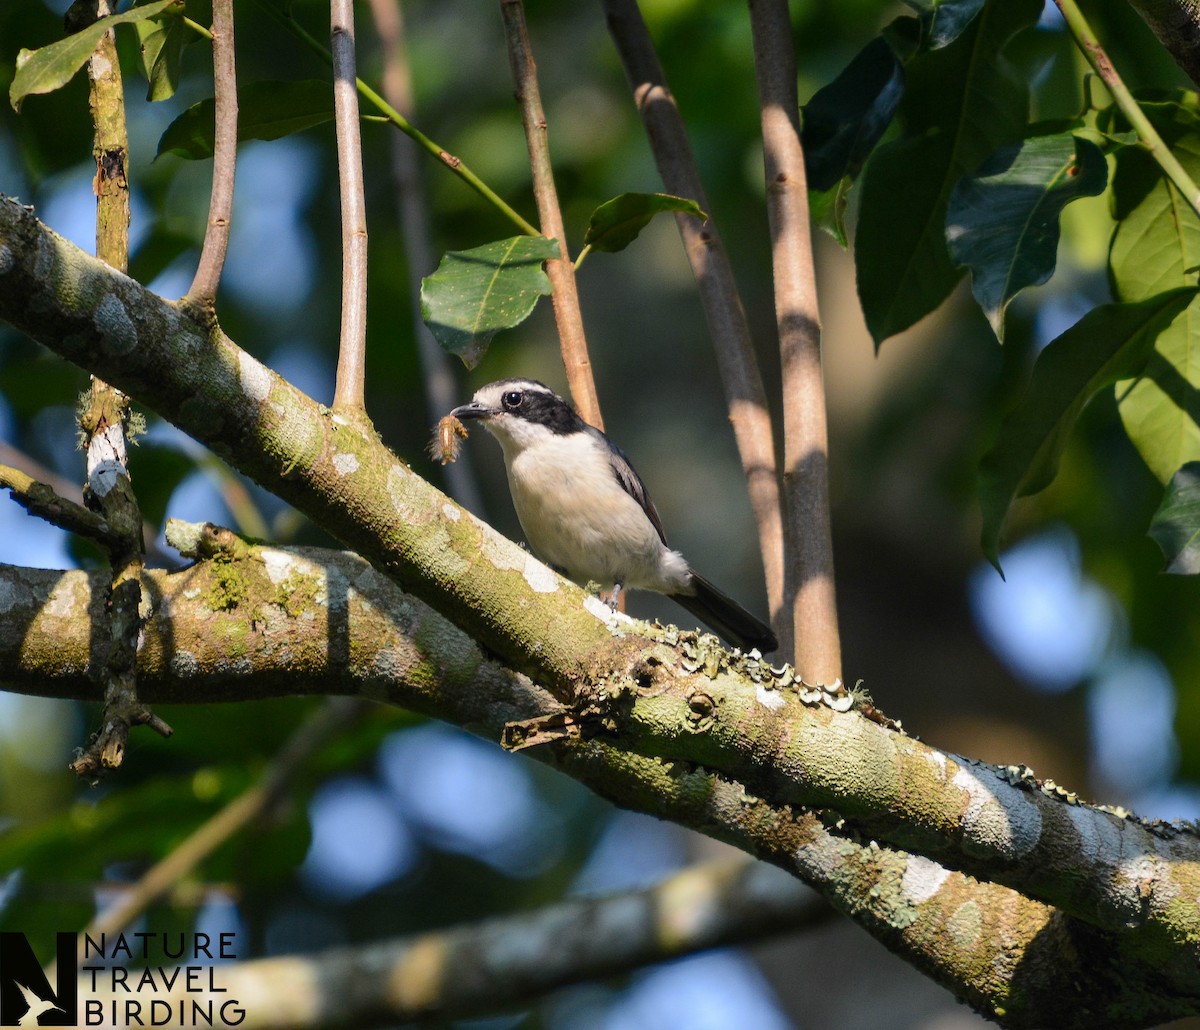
[670, 571, 778, 653]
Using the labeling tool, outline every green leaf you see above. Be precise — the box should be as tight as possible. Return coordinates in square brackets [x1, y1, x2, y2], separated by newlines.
[1149, 462, 1200, 573]
[801, 36, 904, 192]
[855, 0, 1042, 346]
[1110, 102, 1200, 484]
[810, 177, 852, 247]
[9, 0, 182, 112]
[979, 288, 1197, 570]
[947, 133, 1107, 339]
[582, 193, 706, 254]
[156, 80, 335, 160]
[906, 0, 988, 50]
[132, 1, 186, 102]
[420, 237, 561, 368]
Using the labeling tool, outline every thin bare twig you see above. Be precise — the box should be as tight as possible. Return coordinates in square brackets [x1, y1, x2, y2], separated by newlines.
[184, 0, 238, 315]
[0, 463, 114, 544]
[499, 0, 604, 430]
[0, 442, 176, 566]
[367, 0, 483, 512]
[331, 0, 369, 413]
[747, 0, 839, 683]
[74, 0, 171, 779]
[249, 0, 540, 238]
[73, 697, 367, 959]
[601, 0, 784, 643]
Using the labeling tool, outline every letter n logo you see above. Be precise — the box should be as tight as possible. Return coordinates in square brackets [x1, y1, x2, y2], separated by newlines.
[0, 933, 76, 1026]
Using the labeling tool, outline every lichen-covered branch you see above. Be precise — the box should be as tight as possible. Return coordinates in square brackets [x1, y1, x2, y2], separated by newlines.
[0, 463, 114, 544]
[4, 201, 1200, 1025]
[0, 196, 620, 697]
[0, 547, 1191, 1028]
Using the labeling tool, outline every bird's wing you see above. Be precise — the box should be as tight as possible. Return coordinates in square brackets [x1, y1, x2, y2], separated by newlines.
[590, 426, 668, 545]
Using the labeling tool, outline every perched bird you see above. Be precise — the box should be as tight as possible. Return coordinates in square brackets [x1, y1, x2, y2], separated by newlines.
[451, 378, 778, 652]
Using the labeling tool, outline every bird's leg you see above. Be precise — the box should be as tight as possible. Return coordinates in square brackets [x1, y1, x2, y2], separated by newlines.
[603, 582, 624, 612]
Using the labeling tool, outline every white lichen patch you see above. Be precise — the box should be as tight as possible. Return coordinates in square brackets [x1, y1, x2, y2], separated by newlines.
[925, 749, 948, 776]
[947, 900, 983, 949]
[583, 594, 618, 626]
[93, 293, 137, 354]
[332, 452, 360, 476]
[87, 424, 129, 497]
[442, 504, 460, 522]
[756, 682, 786, 710]
[901, 854, 950, 903]
[1117, 853, 1179, 917]
[260, 549, 296, 586]
[387, 465, 435, 526]
[523, 554, 560, 594]
[1066, 803, 1127, 866]
[238, 349, 272, 402]
[480, 528, 527, 572]
[952, 761, 1042, 860]
[46, 577, 83, 617]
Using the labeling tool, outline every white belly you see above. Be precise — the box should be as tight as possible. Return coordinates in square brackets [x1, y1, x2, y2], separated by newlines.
[503, 436, 688, 592]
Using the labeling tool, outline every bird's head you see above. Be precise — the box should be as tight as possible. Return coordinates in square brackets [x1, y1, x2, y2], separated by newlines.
[451, 378, 582, 453]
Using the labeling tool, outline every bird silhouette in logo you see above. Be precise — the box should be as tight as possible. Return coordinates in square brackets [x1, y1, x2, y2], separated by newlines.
[13, 982, 63, 1026]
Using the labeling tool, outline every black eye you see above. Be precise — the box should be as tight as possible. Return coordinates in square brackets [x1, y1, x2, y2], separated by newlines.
[502, 390, 523, 410]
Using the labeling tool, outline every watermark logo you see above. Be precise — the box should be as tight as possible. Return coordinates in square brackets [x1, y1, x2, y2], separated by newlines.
[0, 933, 77, 1026]
[2, 932, 246, 1026]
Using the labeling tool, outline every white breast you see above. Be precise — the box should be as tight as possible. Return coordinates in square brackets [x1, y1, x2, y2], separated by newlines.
[500, 432, 689, 592]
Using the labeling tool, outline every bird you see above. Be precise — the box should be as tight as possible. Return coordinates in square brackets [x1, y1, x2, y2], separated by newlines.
[14, 982, 63, 1027]
[450, 378, 778, 653]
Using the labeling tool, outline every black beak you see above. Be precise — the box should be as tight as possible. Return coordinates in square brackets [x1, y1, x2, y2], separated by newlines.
[450, 402, 492, 421]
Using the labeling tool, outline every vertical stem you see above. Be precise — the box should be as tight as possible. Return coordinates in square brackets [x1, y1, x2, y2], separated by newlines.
[74, 0, 171, 779]
[747, 0, 839, 682]
[601, 0, 784, 642]
[499, 0, 604, 431]
[1055, 0, 1200, 217]
[185, 0, 238, 314]
[367, 0, 484, 513]
[331, 0, 369, 413]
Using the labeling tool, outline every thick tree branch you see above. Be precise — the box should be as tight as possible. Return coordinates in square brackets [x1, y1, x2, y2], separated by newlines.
[78, 859, 827, 1028]
[0, 548, 1192, 1028]
[0, 196, 618, 697]
[4, 204, 1200, 1025]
